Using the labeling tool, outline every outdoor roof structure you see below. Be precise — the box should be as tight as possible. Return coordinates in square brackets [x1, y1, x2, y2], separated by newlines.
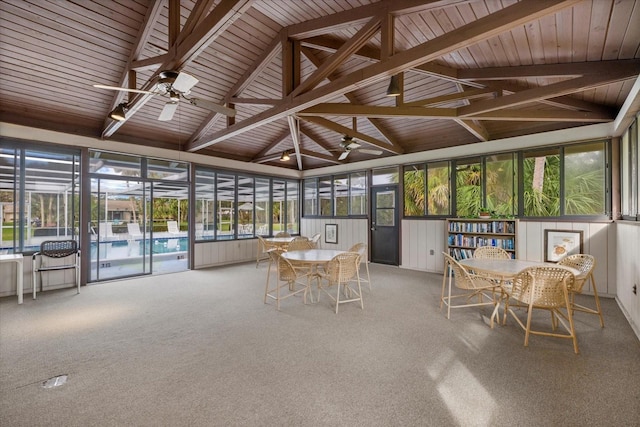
[1, 0, 639, 171]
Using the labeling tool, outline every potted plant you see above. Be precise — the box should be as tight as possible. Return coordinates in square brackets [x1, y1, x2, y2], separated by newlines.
[478, 209, 491, 219]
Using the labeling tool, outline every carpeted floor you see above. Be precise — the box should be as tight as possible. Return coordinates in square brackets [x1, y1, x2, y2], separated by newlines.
[1, 262, 639, 426]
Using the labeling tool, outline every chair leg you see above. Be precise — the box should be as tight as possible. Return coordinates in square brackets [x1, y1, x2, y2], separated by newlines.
[364, 262, 371, 291]
[571, 273, 605, 328]
[591, 278, 605, 328]
[524, 301, 535, 347]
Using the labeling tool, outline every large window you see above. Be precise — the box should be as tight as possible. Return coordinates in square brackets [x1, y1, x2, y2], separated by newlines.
[399, 141, 608, 219]
[404, 162, 450, 216]
[564, 142, 606, 216]
[350, 172, 367, 215]
[455, 157, 482, 217]
[486, 153, 516, 217]
[0, 143, 80, 254]
[304, 171, 368, 217]
[195, 168, 299, 239]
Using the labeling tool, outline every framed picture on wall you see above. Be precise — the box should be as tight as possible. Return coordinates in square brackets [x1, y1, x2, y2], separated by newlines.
[544, 229, 583, 262]
[325, 224, 338, 244]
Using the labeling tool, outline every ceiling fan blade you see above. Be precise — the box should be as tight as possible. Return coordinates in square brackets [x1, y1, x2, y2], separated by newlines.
[338, 151, 350, 161]
[93, 84, 155, 94]
[172, 72, 199, 93]
[158, 102, 178, 121]
[346, 141, 361, 150]
[359, 148, 383, 155]
[189, 98, 236, 117]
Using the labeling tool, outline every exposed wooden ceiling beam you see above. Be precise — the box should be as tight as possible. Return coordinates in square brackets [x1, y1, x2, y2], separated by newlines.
[252, 129, 290, 160]
[187, 0, 581, 152]
[459, 59, 640, 80]
[298, 103, 613, 122]
[286, 0, 459, 39]
[300, 116, 402, 153]
[102, 0, 164, 128]
[456, 119, 489, 141]
[291, 16, 381, 97]
[402, 88, 496, 108]
[299, 148, 342, 164]
[300, 46, 401, 149]
[287, 115, 303, 170]
[299, 125, 340, 157]
[459, 68, 640, 117]
[103, 0, 253, 138]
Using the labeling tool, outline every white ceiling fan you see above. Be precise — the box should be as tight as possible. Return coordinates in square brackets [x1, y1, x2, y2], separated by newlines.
[93, 70, 236, 121]
[336, 135, 383, 160]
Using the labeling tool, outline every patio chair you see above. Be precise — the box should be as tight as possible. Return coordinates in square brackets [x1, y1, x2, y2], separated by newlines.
[557, 254, 604, 327]
[275, 231, 290, 237]
[503, 265, 579, 354]
[127, 222, 143, 240]
[318, 252, 363, 314]
[349, 243, 371, 291]
[264, 248, 311, 311]
[32, 240, 80, 299]
[195, 223, 204, 239]
[98, 222, 115, 240]
[440, 253, 500, 323]
[256, 236, 274, 268]
[167, 220, 180, 235]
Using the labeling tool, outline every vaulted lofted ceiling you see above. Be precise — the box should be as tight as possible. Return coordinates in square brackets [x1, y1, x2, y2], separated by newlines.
[1, 0, 639, 171]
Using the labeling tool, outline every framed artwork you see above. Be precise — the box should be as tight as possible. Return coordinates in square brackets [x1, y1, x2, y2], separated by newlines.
[544, 229, 583, 262]
[325, 224, 338, 244]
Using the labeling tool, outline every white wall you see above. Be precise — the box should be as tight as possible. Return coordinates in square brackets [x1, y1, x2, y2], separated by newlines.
[615, 221, 640, 338]
[300, 218, 369, 253]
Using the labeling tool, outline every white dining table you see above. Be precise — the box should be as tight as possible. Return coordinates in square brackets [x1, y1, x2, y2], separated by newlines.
[458, 258, 579, 326]
[458, 258, 577, 280]
[264, 236, 296, 249]
[281, 249, 346, 302]
[280, 249, 345, 264]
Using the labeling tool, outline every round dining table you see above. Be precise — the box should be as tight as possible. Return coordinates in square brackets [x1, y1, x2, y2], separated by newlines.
[280, 249, 345, 264]
[458, 258, 579, 327]
[281, 249, 346, 303]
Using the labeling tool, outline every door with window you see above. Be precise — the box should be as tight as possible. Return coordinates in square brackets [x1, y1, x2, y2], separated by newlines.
[370, 185, 399, 265]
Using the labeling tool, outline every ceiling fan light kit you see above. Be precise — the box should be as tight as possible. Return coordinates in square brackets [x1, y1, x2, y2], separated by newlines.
[280, 151, 291, 161]
[94, 70, 236, 122]
[108, 103, 128, 121]
[386, 74, 401, 97]
[335, 135, 383, 161]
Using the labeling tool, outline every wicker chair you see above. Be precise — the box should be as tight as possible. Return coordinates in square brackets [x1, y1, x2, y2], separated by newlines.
[264, 249, 311, 310]
[557, 254, 604, 327]
[256, 236, 274, 268]
[318, 252, 363, 313]
[440, 253, 500, 324]
[348, 243, 371, 291]
[503, 266, 579, 354]
[275, 231, 290, 237]
[287, 236, 314, 251]
[309, 233, 322, 248]
[473, 246, 511, 260]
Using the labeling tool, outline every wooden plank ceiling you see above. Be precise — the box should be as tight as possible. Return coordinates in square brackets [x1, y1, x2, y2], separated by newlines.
[1, 0, 639, 170]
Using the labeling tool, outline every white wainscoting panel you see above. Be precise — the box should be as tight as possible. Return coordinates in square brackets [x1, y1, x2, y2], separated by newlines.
[194, 239, 256, 269]
[400, 219, 444, 273]
[615, 221, 640, 339]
